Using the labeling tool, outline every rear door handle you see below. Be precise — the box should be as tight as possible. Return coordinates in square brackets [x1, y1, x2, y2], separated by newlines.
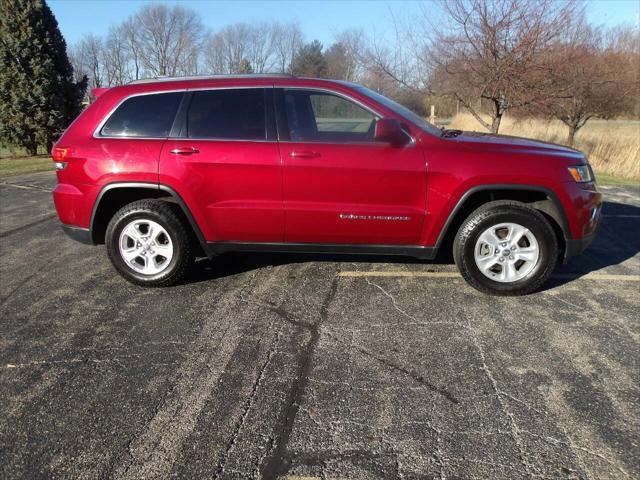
[170, 147, 199, 155]
[289, 151, 320, 159]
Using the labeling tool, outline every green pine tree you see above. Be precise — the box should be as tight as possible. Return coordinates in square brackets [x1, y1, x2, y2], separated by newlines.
[0, 0, 86, 155]
[290, 40, 328, 78]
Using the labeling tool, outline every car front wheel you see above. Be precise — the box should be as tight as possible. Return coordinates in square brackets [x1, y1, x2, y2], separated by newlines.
[105, 200, 194, 287]
[453, 201, 559, 296]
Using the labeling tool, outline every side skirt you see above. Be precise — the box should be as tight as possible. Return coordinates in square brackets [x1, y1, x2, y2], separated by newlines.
[203, 242, 437, 259]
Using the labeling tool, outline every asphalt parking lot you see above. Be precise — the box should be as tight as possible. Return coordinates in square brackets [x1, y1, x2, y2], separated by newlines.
[1, 171, 639, 480]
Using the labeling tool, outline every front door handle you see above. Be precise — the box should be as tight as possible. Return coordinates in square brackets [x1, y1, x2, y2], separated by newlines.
[170, 147, 200, 155]
[289, 151, 320, 159]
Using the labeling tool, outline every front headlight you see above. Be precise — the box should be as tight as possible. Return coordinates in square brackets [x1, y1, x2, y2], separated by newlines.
[567, 165, 593, 183]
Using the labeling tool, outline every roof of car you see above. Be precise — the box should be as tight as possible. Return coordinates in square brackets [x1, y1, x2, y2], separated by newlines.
[127, 74, 298, 85]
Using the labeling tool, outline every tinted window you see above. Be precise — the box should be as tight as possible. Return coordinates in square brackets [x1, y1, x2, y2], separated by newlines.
[101, 92, 182, 137]
[187, 89, 266, 140]
[284, 90, 377, 142]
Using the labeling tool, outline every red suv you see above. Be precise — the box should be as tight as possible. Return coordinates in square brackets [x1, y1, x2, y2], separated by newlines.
[52, 75, 602, 295]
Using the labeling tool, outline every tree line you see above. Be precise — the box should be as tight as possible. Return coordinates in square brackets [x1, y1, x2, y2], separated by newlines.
[375, 0, 639, 143]
[1, 0, 638, 155]
[69, 1, 640, 145]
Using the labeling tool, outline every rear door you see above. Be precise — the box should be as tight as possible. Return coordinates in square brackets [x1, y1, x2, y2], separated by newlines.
[159, 87, 284, 243]
[277, 88, 427, 245]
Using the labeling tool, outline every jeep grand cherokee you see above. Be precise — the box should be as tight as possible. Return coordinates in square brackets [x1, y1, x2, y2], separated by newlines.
[52, 75, 602, 295]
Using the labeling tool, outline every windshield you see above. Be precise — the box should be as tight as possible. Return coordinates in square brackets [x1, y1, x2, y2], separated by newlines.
[352, 85, 441, 136]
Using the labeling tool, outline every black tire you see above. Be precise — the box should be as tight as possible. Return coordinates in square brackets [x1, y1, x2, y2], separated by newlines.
[453, 200, 559, 296]
[105, 199, 194, 287]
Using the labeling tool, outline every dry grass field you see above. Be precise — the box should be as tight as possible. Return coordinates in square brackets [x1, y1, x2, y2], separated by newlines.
[448, 113, 640, 182]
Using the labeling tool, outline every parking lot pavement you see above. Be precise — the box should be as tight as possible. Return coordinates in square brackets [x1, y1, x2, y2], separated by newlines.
[1, 171, 638, 480]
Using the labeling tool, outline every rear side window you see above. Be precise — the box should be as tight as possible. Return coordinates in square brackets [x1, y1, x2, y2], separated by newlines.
[187, 89, 266, 140]
[100, 92, 182, 137]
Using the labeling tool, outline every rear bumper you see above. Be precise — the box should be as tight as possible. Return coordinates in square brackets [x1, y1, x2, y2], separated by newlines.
[61, 224, 94, 245]
[52, 182, 99, 228]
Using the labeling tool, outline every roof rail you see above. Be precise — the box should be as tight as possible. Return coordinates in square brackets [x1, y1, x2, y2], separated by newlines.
[128, 73, 296, 85]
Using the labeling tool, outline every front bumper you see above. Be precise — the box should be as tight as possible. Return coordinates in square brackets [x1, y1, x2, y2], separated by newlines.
[563, 200, 602, 262]
[565, 232, 596, 261]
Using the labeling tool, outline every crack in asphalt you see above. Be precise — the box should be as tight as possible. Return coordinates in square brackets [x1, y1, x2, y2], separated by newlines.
[465, 315, 537, 478]
[278, 448, 404, 479]
[0, 213, 57, 238]
[365, 278, 420, 323]
[214, 321, 283, 479]
[0, 181, 53, 192]
[520, 429, 630, 478]
[259, 275, 340, 480]
[326, 332, 460, 405]
[115, 273, 262, 480]
[246, 273, 460, 478]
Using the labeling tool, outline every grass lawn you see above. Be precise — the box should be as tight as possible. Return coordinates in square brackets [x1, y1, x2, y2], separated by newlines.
[0, 156, 53, 177]
[595, 173, 639, 188]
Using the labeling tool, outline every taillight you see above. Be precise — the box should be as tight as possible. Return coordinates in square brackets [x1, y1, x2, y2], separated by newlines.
[52, 147, 69, 161]
[52, 147, 70, 170]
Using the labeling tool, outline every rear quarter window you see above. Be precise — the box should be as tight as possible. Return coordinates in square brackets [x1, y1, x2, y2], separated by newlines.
[100, 92, 183, 137]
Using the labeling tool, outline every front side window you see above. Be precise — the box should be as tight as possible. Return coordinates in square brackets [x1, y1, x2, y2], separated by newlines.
[353, 85, 441, 136]
[187, 89, 266, 140]
[100, 92, 182, 137]
[284, 90, 377, 142]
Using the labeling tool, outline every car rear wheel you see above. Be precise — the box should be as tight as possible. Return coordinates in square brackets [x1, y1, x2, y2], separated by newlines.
[106, 200, 194, 287]
[453, 201, 559, 296]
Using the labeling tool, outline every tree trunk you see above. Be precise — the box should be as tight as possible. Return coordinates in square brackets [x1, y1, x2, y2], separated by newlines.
[567, 126, 577, 146]
[491, 113, 502, 134]
[25, 143, 38, 156]
[491, 97, 505, 134]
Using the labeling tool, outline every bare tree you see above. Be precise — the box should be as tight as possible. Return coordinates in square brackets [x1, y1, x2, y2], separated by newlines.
[68, 43, 89, 84]
[133, 4, 204, 77]
[205, 23, 272, 74]
[536, 23, 639, 145]
[103, 25, 131, 86]
[271, 22, 304, 73]
[247, 22, 275, 73]
[204, 33, 226, 73]
[76, 33, 103, 88]
[426, 0, 580, 133]
[121, 19, 141, 80]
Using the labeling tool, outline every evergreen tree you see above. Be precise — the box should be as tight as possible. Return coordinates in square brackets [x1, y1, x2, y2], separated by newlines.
[0, 0, 86, 154]
[290, 40, 327, 78]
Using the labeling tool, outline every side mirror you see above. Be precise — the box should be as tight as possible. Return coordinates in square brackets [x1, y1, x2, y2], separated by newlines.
[374, 118, 411, 146]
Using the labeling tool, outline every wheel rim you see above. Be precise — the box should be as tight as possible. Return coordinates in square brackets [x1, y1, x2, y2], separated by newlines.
[473, 222, 540, 283]
[118, 219, 174, 275]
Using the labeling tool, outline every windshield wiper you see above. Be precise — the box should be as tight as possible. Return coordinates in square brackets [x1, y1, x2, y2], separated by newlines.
[441, 128, 463, 138]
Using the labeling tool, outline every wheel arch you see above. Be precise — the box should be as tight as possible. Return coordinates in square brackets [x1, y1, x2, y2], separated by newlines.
[435, 185, 570, 260]
[90, 182, 207, 255]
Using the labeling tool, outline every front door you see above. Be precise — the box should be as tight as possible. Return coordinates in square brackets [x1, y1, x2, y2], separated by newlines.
[278, 88, 427, 245]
